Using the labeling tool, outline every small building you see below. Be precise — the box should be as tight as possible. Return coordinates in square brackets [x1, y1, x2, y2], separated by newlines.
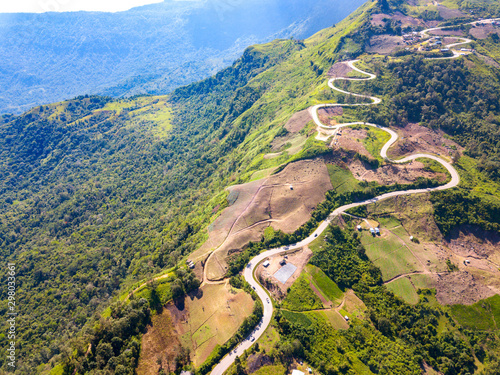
[370, 228, 375, 235]
[375, 227, 380, 235]
[307, 368, 313, 374]
[357, 225, 362, 231]
[279, 259, 287, 266]
[292, 370, 305, 375]
[344, 315, 349, 321]
[263, 260, 270, 268]
[290, 185, 294, 190]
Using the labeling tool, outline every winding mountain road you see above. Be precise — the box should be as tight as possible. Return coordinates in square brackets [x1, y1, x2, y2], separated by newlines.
[210, 35, 470, 375]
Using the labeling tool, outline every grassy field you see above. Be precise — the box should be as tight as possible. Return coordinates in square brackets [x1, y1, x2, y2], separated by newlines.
[282, 274, 324, 311]
[409, 273, 435, 290]
[450, 294, 500, 331]
[305, 264, 344, 306]
[252, 364, 287, 375]
[327, 164, 360, 194]
[281, 310, 313, 327]
[386, 277, 420, 304]
[356, 125, 391, 161]
[256, 321, 281, 353]
[319, 309, 349, 329]
[361, 229, 425, 281]
[187, 283, 255, 366]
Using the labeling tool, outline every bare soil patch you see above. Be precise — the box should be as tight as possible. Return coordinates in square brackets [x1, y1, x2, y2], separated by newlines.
[318, 107, 343, 126]
[147, 283, 254, 367]
[437, 5, 465, 19]
[137, 309, 183, 375]
[447, 225, 500, 265]
[349, 158, 448, 185]
[247, 353, 274, 373]
[469, 24, 500, 39]
[428, 28, 464, 36]
[366, 35, 404, 54]
[336, 127, 371, 158]
[371, 12, 426, 28]
[284, 109, 312, 133]
[387, 122, 462, 160]
[257, 247, 313, 300]
[204, 158, 332, 280]
[436, 271, 496, 305]
[327, 62, 353, 78]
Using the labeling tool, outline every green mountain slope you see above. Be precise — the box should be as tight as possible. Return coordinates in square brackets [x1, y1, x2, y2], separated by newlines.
[0, 0, 366, 115]
[1, 0, 500, 373]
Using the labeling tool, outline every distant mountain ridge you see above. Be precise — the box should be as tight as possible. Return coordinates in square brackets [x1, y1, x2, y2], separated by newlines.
[0, 0, 365, 114]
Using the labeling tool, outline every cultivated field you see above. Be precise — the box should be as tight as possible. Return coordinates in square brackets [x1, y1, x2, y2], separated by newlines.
[137, 282, 255, 372]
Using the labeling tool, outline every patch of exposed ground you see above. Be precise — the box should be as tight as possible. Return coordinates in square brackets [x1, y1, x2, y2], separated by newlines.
[447, 225, 500, 266]
[284, 109, 312, 133]
[317, 106, 343, 126]
[257, 247, 313, 300]
[436, 271, 496, 305]
[327, 61, 352, 78]
[203, 158, 332, 280]
[370, 12, 426, 28]
[437, 5, 465, 19]
[469, 24, 500, 39]
[428, 28, 464, 36]
[137, 309, 183, 375]
[387, 122, 462, 160]
[247, 353, 274, 373]
[332, 126, 448, 185]
[350, 158, 448, 185]
[143, 283, 254, 367]
[335, 127, 371, 158]
[366, 34, 404, 54]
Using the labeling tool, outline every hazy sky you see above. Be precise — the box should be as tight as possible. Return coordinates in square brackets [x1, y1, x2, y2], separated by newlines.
[0, 0, 166, 13]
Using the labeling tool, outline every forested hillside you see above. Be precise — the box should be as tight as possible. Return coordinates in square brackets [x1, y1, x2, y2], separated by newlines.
[0, 0, 365, 114]
[1, 0, 500, 373]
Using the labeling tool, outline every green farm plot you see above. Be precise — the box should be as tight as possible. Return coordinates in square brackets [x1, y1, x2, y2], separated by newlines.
[409, 274, 436, 290]
[373, 245, 424, 281]
[376, 216, 401, 230]
[450, 295, 500, 331]
[355, 126, 391, 161]
[319, 309, 349, 329]
[327, 164, 360, 194]
[360, 225, 426, 281]
[305, 264, 344, 305]
[281, 310, 313, 327]
[282, 274, 323, 311]
[386, 277, 419, 304]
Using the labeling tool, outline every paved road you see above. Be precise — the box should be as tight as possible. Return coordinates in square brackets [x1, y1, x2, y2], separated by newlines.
[209, 55, 463, 374]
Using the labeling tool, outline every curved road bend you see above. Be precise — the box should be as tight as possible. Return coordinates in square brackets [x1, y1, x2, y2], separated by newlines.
[210, 33, 473, 374]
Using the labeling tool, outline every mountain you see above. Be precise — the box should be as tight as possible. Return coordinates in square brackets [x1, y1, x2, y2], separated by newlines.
[1, 0, 500, 374]
[0, 0, 365, 114]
